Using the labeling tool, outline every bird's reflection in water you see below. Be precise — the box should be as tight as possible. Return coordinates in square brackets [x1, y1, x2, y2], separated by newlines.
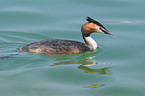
[85, 84, 105, 88]
[40, 51, 112, 88]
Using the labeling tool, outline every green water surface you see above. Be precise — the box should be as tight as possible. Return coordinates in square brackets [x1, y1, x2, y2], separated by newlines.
[0, 0, 145, 96]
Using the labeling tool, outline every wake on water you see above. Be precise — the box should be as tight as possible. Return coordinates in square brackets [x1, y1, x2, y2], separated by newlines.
[0, 52, 22, 60]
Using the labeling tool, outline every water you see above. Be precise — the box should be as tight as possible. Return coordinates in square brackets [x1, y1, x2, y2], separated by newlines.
[0, 0, 145, 96]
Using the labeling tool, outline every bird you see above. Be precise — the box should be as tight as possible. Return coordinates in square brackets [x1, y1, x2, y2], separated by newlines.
[17, 17, 115, 54]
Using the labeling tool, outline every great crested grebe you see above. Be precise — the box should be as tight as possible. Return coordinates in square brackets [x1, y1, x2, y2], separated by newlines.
[18, 17, 115, 54]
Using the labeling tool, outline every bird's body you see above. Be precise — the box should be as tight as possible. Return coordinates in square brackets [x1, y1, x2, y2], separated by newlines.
[18, 17, 114, 54]
[19, 39, 91, 54]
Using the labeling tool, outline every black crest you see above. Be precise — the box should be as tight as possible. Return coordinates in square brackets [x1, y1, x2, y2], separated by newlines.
[86, 16, 107, 30]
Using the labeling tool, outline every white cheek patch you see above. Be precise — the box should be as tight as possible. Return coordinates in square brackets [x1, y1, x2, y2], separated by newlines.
[94, 26, 104, 33]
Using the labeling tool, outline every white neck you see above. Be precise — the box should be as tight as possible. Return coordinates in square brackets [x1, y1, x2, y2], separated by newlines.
[83, 36, 97, 51]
